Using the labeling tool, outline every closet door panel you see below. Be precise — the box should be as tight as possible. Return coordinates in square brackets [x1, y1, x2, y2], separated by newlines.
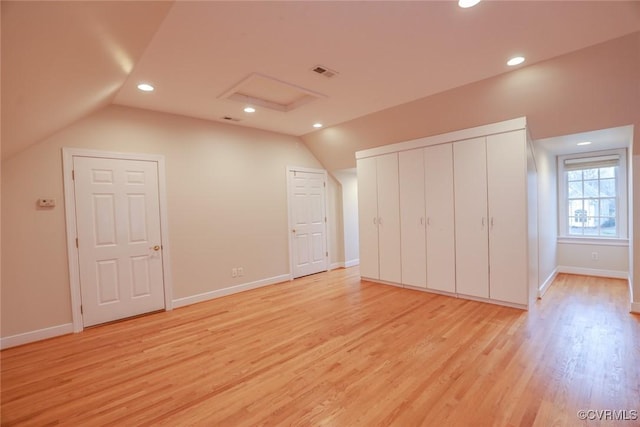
[357, 157, 379, 279]
[425, 144, 456, 293]
[376, 153, 402, 283]
[453, 138, 489, 298]
[399, 149, 427, 288]
[487, 130, 528, 304]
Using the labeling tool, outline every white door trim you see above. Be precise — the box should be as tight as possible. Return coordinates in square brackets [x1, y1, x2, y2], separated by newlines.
[286, 166, 329, 279]
[62, 148, 173, 332]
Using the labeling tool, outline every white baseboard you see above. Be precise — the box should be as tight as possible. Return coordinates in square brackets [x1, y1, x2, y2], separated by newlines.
[330, 262, 345, 270]
[456, 293, 527, 310]
[172, 274, 291, 309]
[557, 266, 628, 279]
[538, 268, 558, 298]
[1, 323, 74, 350]
[630, 275, 639, 313]
[345, 259, 360, 268]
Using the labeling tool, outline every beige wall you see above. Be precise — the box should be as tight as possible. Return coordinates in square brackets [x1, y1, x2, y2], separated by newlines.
[533, 144, 558, 289]
[557, 243, 628, 275]
[1, 105, 338, 338]
[326, 174, 345, 267]
[333, 170, 359, 266]
[633, 155, 639, 310]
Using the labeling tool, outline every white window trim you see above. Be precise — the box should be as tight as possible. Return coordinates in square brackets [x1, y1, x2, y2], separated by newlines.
[558, 148, 627, 240]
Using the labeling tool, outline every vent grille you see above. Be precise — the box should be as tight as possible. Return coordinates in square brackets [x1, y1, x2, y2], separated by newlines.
[312, 65, 338, 79]
[222, 116, 241, 122]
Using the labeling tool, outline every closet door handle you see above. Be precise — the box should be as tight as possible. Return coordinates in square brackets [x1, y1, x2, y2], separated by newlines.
[373, 217, 377, 225]
[490, 217, 494, 228]
[378, 217, 383, 225]
[481, 217, 486, 227]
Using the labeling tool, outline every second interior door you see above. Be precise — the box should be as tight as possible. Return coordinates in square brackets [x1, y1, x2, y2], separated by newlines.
[290, 169, 328, 278]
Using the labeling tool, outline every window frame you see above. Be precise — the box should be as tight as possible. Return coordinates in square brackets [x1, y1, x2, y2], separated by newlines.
[557, 148, 627, 240]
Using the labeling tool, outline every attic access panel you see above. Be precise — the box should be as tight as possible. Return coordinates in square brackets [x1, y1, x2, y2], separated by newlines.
[219, 73, 326, 112]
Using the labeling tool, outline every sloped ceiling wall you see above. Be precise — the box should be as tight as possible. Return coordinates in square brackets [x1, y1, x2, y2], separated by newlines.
[301, 32, 640, 171]
[1, 1, 173, 159]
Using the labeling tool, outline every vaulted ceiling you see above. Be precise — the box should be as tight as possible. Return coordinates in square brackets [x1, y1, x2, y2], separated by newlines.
[2, 1, 639, 160]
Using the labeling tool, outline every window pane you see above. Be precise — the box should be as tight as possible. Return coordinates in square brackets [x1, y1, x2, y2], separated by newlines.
[586, 199, 599, 217]
[600, 167, 615, 178]
[569, 217, 583, 236]
[569, 199, 584, 216]
[600, 178, 615, 197]
[567, 170, 582, 181]
[568, 181, 582, 198]
[569, 200, 587, 233]
[583, 168, 598, 179]
[600, 198, 616, 217]
[584, 180, 598, 197]
[599, 217, 616, 236]
[583, 218, 599, 236]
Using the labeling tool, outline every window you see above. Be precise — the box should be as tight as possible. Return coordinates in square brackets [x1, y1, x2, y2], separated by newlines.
[558, 149, 627, 239]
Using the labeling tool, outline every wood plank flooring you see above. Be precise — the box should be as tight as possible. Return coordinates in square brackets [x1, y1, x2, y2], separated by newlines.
[1, 269, 639, 426]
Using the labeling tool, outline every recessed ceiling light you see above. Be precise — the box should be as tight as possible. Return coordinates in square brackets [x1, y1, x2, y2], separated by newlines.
[577, 141, 592, 146]
[458, 0, 481, 8]
[137, 83, 154, 92]
[313, 123, 323, 128]
[244, 106, 256, 113]
[507, 56, 525, 66]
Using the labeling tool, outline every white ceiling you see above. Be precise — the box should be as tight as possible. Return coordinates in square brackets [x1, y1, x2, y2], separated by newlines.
[536, 125, 634, 156]
[3, 1, 640, 159]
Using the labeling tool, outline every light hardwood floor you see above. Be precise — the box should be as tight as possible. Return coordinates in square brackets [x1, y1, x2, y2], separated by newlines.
[1, 269, 639, 426]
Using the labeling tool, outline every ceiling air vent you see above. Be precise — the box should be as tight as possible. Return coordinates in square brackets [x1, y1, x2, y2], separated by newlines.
[312, 65, 338, 79]
[222, 116, 241, 122]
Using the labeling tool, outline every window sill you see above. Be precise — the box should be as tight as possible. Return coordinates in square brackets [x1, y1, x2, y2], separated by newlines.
[557, 237, 629, 247]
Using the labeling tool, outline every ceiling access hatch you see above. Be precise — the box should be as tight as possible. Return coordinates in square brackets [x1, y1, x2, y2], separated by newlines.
[219, 73, 326, 112]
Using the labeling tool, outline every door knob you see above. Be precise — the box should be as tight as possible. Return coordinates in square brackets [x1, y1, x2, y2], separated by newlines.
[151, 245, 160, 251]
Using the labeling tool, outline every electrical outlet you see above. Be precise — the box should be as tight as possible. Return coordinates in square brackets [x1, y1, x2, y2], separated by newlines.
[591, 252, 599, 261]
[38, 198, 56, 207]
[232, 268, 238, 278]
[237, 267, 244, 277]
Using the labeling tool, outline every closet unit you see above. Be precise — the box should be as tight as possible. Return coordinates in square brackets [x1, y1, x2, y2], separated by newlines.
[356, 117, 537, 309]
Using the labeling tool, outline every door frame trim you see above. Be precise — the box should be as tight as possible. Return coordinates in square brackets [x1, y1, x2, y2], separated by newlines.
[62, 148, 174, 332]
[286, 166, 329, 279]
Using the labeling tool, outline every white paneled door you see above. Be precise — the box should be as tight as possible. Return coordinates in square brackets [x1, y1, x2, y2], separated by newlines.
[356, 157, 379, 280]
[74, 156, 166, 327]
[399, 149, 426, 288]
[289, 169, 328, 278]
[424, 144, 456, 293]
[454, 137, 490, 299]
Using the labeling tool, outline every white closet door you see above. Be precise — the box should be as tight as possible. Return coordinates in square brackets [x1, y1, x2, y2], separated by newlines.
[487, 130, 528, 304]
[357, 157, 380, 279]
[399, 149, 426, 288]
[376, 153, 402, 283]
[454, 137, 489, 298]
[425, 144, 456, 293]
